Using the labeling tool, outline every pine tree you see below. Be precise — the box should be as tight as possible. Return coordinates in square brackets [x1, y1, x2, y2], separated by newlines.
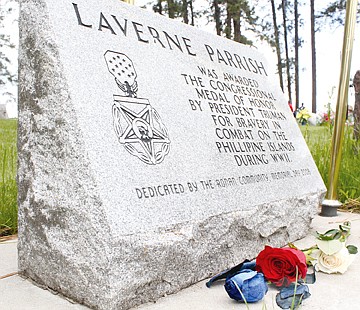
[210, 0, 258, 44]
[281, 0, 292, 104]
[294, 0, 299, 110]
[270, 0, 284, 91]
[0, 0, 18, 102]
[318, 0, 360, 26]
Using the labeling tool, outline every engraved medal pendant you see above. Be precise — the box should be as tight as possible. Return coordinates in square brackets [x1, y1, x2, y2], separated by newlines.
[105, 50, 170, 165]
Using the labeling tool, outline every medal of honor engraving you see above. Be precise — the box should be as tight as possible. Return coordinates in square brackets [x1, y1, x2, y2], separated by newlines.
[105, 50, 170, 165]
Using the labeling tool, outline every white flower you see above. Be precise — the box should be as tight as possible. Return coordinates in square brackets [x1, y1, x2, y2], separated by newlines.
[311, 245, 356, 274]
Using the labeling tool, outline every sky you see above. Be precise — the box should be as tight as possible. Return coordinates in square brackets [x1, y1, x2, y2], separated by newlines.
[1, 0, 360, 118]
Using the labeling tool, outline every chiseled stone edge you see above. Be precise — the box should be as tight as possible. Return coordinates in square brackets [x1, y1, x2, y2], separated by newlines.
[104, 192, 322, 310]
[18, 0, 112, 307]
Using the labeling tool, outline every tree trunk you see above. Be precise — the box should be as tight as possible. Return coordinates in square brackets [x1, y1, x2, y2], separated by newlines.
[155, 0, 163, 15]
[271, 0, 284, 92]
[233, 13, 241, 42]
[294, 0, 300, 110]
[225, 0, 232, 39]
[189, 0, 194, 26]
[213, 0, 222, 35]
[167, 0, 176, 19]
[311, 0, 317, 113]
[353, 70, 360, 140]
[281, 0, 292, 104]
[182, 0, 189, 24]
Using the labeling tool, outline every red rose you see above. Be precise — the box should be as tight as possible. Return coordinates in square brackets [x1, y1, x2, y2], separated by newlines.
[255, 246, 307, 287]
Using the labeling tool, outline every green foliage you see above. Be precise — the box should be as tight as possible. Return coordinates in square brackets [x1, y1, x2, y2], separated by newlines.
[316, 221, 351, 241]
[0, 119, 17, 236]
[301, 125, 360, 208]
[0, 1, 18, 87]
[168, 0, 260, 44]
[151, 0, 193, 22]
[317, 0, 360, 27]
[347, 245, 358, 255]
[225, 0, 258, 43]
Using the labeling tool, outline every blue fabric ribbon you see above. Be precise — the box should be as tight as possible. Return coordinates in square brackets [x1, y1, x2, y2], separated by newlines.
[206, 260, 255, 288]
[276, 283, 311, 309]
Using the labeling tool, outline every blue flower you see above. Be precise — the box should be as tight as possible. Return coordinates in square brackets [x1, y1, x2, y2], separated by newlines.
[224, 269, 268, 303]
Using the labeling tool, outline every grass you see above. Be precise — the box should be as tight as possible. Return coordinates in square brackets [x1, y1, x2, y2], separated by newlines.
[0, 119, 359, 236]
[301, 124, 360, 212]
[0, 119, 17, 236]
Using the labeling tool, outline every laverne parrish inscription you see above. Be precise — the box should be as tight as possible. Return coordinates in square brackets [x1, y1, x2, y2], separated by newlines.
[104, 51, 170, 165]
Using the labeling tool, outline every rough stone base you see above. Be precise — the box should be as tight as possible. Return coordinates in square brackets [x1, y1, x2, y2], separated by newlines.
[19, 192, 321, 310]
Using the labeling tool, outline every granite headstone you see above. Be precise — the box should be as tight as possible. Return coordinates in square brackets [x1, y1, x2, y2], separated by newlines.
[18, 0, 326, 309]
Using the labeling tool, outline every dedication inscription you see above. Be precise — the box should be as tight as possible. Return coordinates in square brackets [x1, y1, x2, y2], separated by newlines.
[18, 1, 326, 309]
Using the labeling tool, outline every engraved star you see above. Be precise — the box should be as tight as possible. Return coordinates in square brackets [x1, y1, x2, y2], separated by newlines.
[118, 104, 170, 164]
